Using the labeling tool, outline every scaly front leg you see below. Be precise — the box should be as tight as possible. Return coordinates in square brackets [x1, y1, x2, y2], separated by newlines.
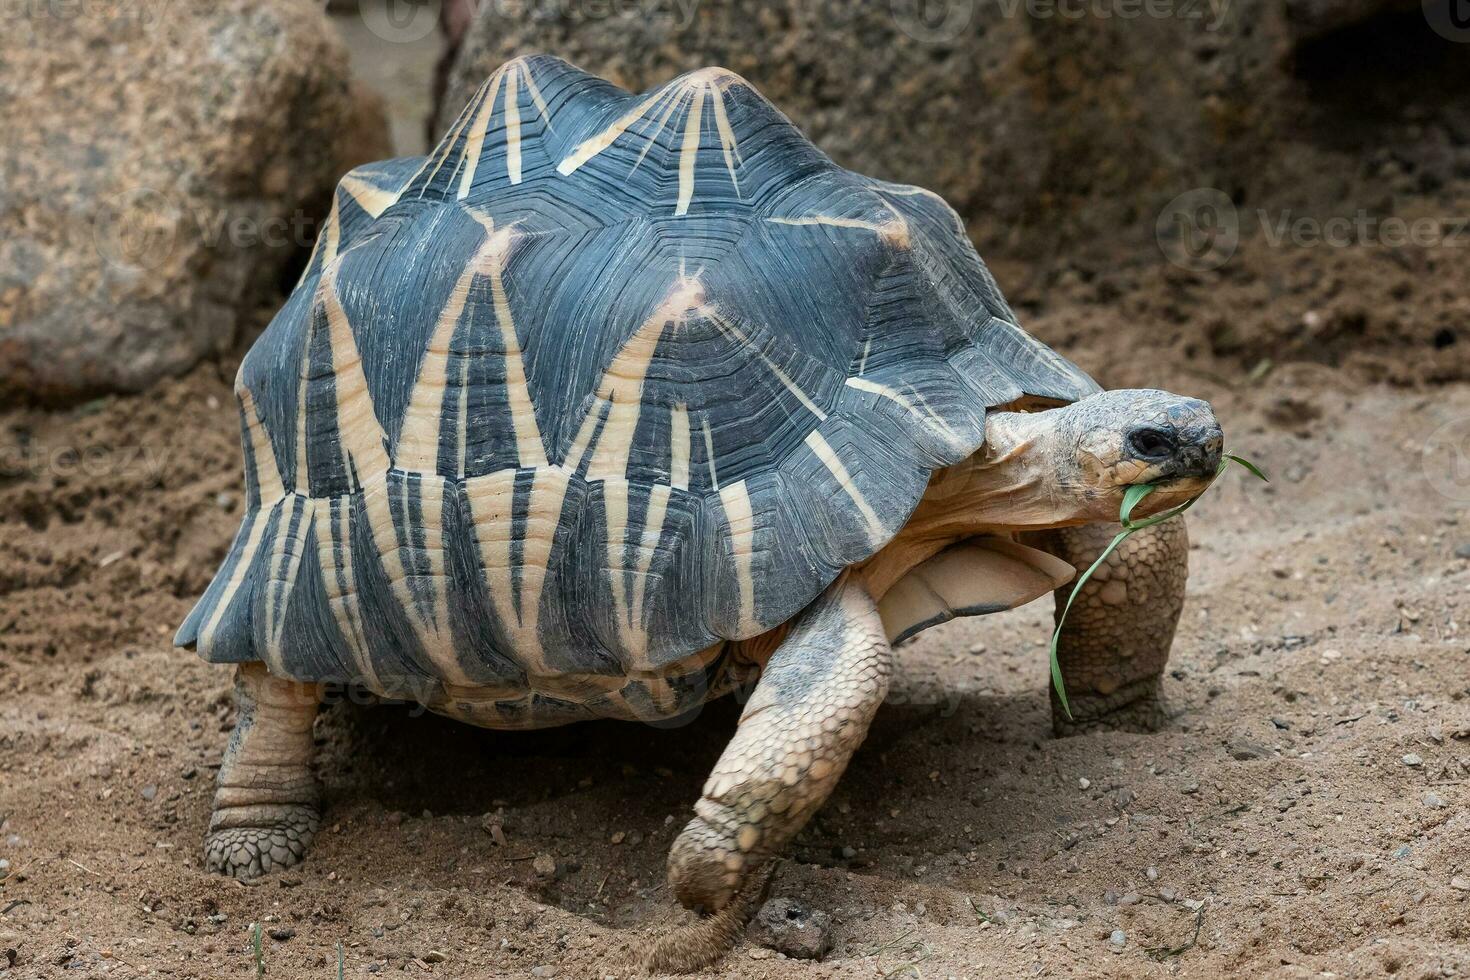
[1025, 516, 1189, 735]
[204, 662, 323, 879]
[668, 574, 891, 913]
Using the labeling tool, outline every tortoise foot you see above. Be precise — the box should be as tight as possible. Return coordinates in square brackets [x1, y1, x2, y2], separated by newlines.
[668, 812, 751, 914]
[204, 804, 319, 880]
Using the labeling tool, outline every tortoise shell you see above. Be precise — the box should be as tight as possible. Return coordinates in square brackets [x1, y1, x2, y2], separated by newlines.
[176, 56, 1097, 725]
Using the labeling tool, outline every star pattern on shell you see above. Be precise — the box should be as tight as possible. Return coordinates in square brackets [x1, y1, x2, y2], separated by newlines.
[178, 55, 1097, 728]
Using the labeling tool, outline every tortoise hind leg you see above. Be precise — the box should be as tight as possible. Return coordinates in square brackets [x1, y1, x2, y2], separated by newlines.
[666, 573, 891, 915]
[205, 662, 323, 879]
[1023, 516, 1189, 736]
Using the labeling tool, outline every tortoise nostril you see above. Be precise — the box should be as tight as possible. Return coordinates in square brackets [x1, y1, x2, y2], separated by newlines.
[1127, 426, 1177, 460]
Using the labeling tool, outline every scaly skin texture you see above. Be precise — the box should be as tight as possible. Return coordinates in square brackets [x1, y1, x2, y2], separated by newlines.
[668, 574, 891, 915]
[204, 663, 323, 879]
[1024, 517, 1189, 736]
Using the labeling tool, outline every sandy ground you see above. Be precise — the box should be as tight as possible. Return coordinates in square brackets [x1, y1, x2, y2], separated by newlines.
[5, 10, 1470, 974]
[3, 218, 1469, 978]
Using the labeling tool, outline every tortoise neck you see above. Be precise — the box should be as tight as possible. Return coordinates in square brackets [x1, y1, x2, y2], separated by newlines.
[851, 411, 1098, 601]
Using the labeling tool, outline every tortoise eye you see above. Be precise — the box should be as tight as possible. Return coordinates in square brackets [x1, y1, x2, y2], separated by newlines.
[1127, 427, 1176, 459]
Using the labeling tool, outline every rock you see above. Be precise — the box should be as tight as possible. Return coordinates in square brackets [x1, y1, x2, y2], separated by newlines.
[421, 951, 447, 964]
[749, 897, 833, 961]
[0, 0, 389, 403]
[1451, 876, 1470, 891]
[140, 785, 158, 801]
[268, 927, 295, 941]
[531, 853, 557, 877]
[1227, 736, 1273, 761]
[1402, 753, 1423, 767]
[1454, 543, 1470, 560]
[1425, 792, 1446, 809]
[435, 0, 1429, 274]
[1109, 929, 1127, 947]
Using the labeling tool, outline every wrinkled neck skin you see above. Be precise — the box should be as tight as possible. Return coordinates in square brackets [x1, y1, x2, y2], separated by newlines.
[853, 410, 1100, 602]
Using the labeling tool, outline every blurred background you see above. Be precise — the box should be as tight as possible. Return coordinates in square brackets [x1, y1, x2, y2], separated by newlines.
[2, 1, 1469, 977]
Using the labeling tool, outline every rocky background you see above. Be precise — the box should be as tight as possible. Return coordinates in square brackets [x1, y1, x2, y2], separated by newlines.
[439, 0, 1469, 265]
[0, 0, 390, 403]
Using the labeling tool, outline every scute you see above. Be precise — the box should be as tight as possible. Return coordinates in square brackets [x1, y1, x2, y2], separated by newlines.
[177, 55, 1098, 718]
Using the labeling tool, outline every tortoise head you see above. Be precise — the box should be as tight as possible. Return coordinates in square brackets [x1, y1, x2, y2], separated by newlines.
[911, 389, 1224, 534]
[1043, 388, 1223, 518]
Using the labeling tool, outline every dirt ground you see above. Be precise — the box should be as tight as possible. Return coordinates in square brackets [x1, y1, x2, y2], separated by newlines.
[3, 214, 1469, 978]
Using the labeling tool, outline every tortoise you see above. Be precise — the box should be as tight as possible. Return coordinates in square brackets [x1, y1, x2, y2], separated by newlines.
[177, 54, 1222, 949]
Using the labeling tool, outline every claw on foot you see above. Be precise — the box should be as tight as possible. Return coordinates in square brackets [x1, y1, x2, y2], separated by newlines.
[204, 805, 319, 880]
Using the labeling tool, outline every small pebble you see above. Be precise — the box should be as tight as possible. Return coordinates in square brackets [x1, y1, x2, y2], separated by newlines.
[1455, 543, 1470, 560]
[268, 927, 295, 942]
[1228, 736, 1272, 761]
[750, 896, 833, 961]
[532, 853, 557, 877]
[1425, 792, 1446, 809]
[1078, 777, 1091, 790]
[1145, 866, 1159, 881]
[140, 785, 157, 801]
[531, 966, 556, 978]
[422, 951, 446, 964]
[1451, 876, 1470, 891]
[1109, 929, 1126, 947]
[1403, 753, 1423, 767]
